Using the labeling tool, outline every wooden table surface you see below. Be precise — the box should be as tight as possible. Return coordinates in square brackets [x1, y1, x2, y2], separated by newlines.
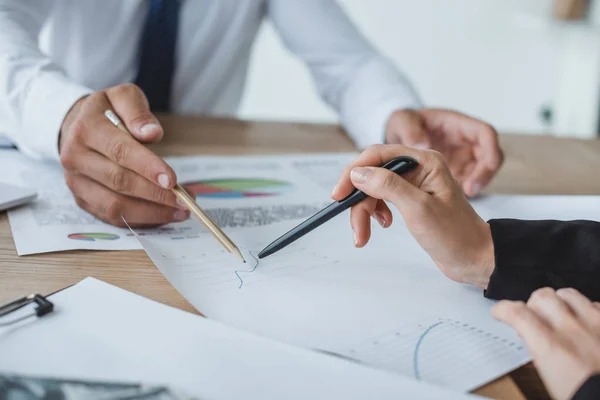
[3, 115, 600, 399]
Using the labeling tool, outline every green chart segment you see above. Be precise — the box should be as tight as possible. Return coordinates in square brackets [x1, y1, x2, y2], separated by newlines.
[68, 233, 120, 242]
[185, 178, 293, 199]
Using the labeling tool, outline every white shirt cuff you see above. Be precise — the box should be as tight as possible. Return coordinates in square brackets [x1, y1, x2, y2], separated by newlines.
[339, 58, 423, 149]
[19, 73, 92, 161]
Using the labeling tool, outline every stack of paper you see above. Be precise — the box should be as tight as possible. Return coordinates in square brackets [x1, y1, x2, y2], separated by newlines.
[0, 278, 476, 400]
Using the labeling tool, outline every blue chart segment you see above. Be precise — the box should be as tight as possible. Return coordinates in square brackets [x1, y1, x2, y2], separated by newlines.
[412, 322, 443, 380]
[337, 317, 528, 389]
[235, 251, 260, 289]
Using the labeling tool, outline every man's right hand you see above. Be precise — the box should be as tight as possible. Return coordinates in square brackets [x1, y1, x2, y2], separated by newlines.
[59, 83, 189, 227]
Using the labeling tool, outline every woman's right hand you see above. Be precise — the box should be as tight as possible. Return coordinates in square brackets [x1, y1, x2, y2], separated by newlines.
[493, 288, 600, 400]
[332, 144, 495, 288]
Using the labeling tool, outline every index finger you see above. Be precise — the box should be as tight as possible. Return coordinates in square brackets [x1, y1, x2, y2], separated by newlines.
[331, 144, 428, 200]
[86, 115, 176, 190]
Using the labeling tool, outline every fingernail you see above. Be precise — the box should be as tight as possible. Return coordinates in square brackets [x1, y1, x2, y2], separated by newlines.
[174, 210, 190, 221]
[140, 123, 161, 137]
[176, 198, 187, 210]
[353, 230, 358, 247]
[350, 167, 372, 183]
[158, 174, 170, 189]
[472, 183, 481, 196]
[411, 142, 430, 150]
[374, 212, 387, 228]
[331, 184, 338, 198]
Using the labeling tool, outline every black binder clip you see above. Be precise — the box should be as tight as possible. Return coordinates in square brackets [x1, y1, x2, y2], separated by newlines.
[0, 294, 54, 327]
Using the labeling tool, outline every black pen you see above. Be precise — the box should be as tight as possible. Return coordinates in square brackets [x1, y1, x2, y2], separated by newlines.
[258, 156, 419, 259]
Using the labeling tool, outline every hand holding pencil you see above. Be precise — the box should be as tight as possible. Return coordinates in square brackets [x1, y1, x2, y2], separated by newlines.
[105, 110, 245, 263]
[58, 84, 188, 226]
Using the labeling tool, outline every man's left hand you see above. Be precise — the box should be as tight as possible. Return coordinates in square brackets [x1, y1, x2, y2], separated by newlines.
[385, 109, 504, 197]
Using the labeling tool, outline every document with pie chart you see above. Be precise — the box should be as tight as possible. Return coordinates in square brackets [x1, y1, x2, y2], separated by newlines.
[0, 148, 355, 255]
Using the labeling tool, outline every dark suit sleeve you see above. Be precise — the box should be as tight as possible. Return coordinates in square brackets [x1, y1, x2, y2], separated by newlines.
[483, 219, 600, 302]
[572, 374, 600, 400]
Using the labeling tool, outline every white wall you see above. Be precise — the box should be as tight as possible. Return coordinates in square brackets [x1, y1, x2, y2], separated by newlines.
[239, 0, 600, 137]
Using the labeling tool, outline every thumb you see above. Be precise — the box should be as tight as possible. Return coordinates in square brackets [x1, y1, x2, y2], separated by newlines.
[106, 84, 164, 144]
[386, 110, 431, 149]
[350, 166, 426, 212]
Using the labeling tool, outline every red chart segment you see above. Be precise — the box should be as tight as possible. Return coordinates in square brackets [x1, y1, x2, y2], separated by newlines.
[185, 178, 293, 199]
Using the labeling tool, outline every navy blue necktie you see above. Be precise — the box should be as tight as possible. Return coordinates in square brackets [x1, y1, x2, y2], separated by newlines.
[134, 0, 180, 112]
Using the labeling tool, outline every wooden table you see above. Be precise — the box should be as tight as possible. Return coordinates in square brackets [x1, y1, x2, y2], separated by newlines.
[3, 116, 600, 398]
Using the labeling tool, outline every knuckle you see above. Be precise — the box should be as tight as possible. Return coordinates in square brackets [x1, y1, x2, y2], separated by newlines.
[67, 119, 87, 144]
[504, 302, 528, 319]
[64, 173, 77, 193]
[74, 197, 87, 210]
[528, 287, 554, 305]
[482, 124, 498, 138]
[107, 167, 130, 192]
[108, 138, 129, 164]
[103, 199, 123, 222]
[152, 186, 172, 205]
[59, 147, 76, 170]
[365, 144, 384, 156]
[428, 150, 445, 164]
[558, 318, 585, 336]
[111, 83, 142, 97]
[380, 171, 399, 191]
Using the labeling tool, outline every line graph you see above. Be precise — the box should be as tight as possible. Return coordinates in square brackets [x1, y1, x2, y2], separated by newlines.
[413, 321, 443, 380]
[337, 317, 528, 388]
[234, 251, 260, 289]
[135, 230, 338, 291]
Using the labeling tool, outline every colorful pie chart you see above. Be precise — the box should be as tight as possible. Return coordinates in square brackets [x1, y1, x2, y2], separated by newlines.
[185, 178, 293, 199]
[68, 233, 120, 242]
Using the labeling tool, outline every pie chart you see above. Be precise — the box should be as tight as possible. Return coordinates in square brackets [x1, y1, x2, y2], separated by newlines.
[68, 233, 120, 241]
[185, 178, 293, 199]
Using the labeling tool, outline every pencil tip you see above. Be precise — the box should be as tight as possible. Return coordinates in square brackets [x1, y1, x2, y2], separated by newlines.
[233, 248, 246, 263]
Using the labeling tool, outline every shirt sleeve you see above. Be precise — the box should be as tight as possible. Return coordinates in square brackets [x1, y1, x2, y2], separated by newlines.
[484, 219, 600, 302]
[267, 0, 422, 149]
[0, 1, 92, 161]
[572, 374, 600, 400]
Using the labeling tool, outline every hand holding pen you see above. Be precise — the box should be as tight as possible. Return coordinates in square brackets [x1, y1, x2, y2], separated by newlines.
[58, 84, 189, 227]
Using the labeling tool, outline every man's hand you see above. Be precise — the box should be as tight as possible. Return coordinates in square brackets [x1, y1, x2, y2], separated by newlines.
[385, 109, 504, 197]
[59, 83, 189, 227]
[331, 144, 495, 288]
[493, 288, 600, 400]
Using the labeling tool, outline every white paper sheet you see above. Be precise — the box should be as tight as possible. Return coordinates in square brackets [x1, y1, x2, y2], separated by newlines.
[0, 149, 355, 255]
[133, 194, 600, 391]
[0, 278, 477, 400]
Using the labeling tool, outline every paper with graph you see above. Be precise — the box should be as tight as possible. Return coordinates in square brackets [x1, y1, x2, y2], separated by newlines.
[0, 278, 479, 400]
[134, 194, 600, 391]
[0, 149, 354, 255]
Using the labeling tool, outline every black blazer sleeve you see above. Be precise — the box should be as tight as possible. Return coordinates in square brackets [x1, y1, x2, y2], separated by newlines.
[483, 219, 600, 302]
[572, 374, 600, 400]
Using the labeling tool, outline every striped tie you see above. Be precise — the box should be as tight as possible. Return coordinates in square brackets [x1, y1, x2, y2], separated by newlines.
[134, 0, 180, 112]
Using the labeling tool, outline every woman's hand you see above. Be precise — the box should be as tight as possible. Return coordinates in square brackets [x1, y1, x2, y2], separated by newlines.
[493, 288, 600, 400]
[332, 144, 494, 288]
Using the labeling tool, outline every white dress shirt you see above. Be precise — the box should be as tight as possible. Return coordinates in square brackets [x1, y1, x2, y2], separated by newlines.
[0, 0, 421, 161]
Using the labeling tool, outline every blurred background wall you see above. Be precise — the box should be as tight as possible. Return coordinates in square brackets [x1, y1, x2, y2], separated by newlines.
[239, 0, 600, 138]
